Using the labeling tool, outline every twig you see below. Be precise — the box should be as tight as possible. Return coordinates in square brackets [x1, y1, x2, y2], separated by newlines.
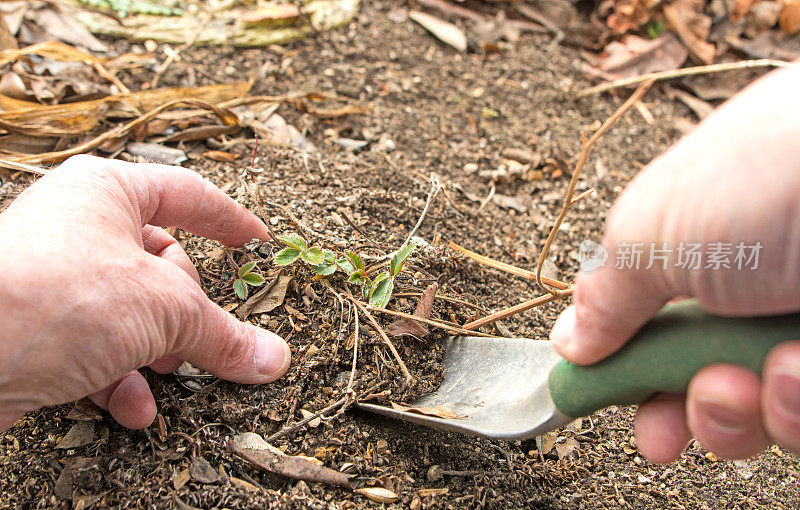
[266, 395, 352, 443]
[477, 181, 496, 212]
[366, 305, 495, 337]
[150, 11, 212, 88]
[340, 210, 382, 249]
[462, 289, 573, 331]
[577, 59, 790, 97]
[449, 241, 571, 290]
[346, 305, 359, 394]
[403, 174, 441, 247]
[347, 296, 414, 384]
[0, 158, 46, 174]
[535, 80, 654, 294]
[570, 187, 597, 204]
[92, 62, 130, 94]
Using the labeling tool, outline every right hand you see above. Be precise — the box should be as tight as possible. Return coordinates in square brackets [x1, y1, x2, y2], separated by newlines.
[551, 62, 800, 462]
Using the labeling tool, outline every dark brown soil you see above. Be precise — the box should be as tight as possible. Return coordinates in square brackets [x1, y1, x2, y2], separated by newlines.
[1, 1, 798, 508]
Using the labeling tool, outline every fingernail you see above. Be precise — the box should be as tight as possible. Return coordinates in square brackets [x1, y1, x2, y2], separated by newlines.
[772, 366, 800, 419]
[695, 397, 749, 435]
[550, 306, 576, 355]
[254, 330, 290, 376]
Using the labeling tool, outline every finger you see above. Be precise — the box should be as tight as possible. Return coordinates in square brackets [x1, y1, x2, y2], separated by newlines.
[151, 258, 291, 385]
[0, 411, 22, 432]
[149, 355, 183, 374]
[686, 364, 769, 459]
[141, 225, 200, 285]
[60, 155, 270, 247]
[762, 340, 800, 453]
[634, 393, 691, 464]
[141, 225, 198, 373]
[88, 370, 157, 430]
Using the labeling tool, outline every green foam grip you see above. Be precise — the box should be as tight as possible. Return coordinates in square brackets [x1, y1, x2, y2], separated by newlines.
[548, 300, 800, 418]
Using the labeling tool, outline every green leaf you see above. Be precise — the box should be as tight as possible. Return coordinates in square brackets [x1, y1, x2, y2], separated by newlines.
[238, 260, 257, 278]
[337, 258, 355, 274]
[312, 263, 336, 276]
[323, 249, 337, 264]
[274, 247, 301, 266]
[369, 277, 394, 308]
[301, 246, 325, 265]
[277, 233, 307, 252]
[349, 271, 365, 283]
[233, 278, 248, 299]
[242, 273, 265, 286]
[389, 243, 416, 277]
[362, 278, 373, 300]
[370, 271, 391, 294]
[345, 251, 365, 273]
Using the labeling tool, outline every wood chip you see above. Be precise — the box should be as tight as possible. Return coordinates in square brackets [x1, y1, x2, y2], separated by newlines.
[390, 402, 465, 419]
[354, 487, 399, 503]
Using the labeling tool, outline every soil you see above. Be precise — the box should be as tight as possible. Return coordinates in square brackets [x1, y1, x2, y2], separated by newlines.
[1, 1, 798, 508]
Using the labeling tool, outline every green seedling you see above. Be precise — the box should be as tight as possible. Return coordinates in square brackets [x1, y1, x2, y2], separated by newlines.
[233, 260, 266, 299]
[272, 233, 416, 308]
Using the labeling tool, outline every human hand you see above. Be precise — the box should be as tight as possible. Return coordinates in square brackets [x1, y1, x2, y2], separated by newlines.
[551, 62, 800, 462]
[0, 156, 291, 432]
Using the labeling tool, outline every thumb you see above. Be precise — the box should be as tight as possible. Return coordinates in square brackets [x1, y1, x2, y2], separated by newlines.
[550, 163, 676, 365]
[157, 263, 291, 384]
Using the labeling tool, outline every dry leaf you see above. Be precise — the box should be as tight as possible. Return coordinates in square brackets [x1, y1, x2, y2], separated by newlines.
[26, 5, 108, 52]
[300, 409, 322, 428]
[385, 282, 437, 338]
[126, 142, 188, 165]
[354, 487, 399, 504]
[173, 468, 191, 490]
[203, 150, 240, 162]
[537, 430, 558, 455]
[162, 124, 240, 143]
[731, 0, 759, 21]
[229, 476, 260, 491]
[585, 34, 688, 81]
[663, 0, 716, 64]
[237, 274, 292, 319]
[250, 113, 316, 152]
[418, 488, 449, 497]
[780, 0, 800, 33]
[390, 402, 465, 419]
[473, 10, 521, 45]
[241, 4, 307, 27]
[606, 0, 651, 34]
[492, 193, 527, 212]
[229, 441, 353, 488]
[65, 398, 104, 421]
[54, 457, 99, 500]
[189, 457, 222, 484]
[409, 10, 467, 52]
[555, 437, 580, 461]
[299, 103, 371, 119]
[0, 40, 106, 67]
[56, 420, 94, 449]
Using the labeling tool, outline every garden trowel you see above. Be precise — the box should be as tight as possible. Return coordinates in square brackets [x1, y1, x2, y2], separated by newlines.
[358, 300, 800, 440]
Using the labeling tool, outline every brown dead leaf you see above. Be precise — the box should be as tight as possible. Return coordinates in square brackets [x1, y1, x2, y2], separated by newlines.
[229, 441, 353, 488]
[299, 103, 371, 119]
[173, 468, 191, 490]
[390, 402, 465, 419]
[0, 40, 106, 67]
[65, 398, 104, 421]
[386, 282, 437, 338]
[537, 430, 558, 455]
[54, 457, 99, 500]
[606, 0, 651, 34]
[249, 113, 317, 152]
[56, 420, 94, 449]
[237, 274, 292, 319]
[780, 0, 800, 33]
[731, 0, 759, 22]
[409, 10, 467, 52]
[726, 30, 800, 60]
[126, 142, 187, 165]
[190, 457, 222, 484]
[585, 33, 688, 81]
[473, 10, 521, 45]
[203, 150, 240, 162]
[241, 4, 308, 27]
[663, 0, 716, 64]
[26, 5, 108, 52]
[555, 437, 580, 461]
[161, 124, 240, 143]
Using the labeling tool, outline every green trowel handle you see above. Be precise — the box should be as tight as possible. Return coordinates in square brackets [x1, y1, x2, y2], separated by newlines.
[548, 300, 800, 418]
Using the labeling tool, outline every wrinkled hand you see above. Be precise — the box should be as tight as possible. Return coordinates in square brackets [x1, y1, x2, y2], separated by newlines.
[0, 156, 291, 431]
[551, 62, 800, 463]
